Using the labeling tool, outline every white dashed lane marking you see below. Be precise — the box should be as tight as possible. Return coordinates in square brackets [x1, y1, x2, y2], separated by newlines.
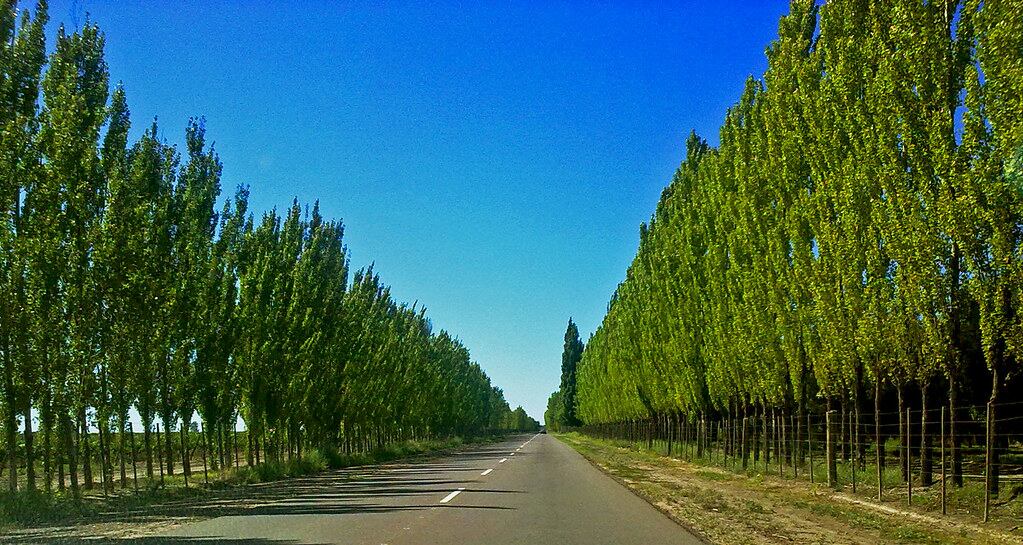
[481, 468, 493, 476]
[440, 488, 465, 504]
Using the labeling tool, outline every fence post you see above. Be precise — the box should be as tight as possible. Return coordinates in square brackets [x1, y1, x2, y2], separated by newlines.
[808, 413, 814, 484]
[940, 406, 946, 516]
[984, 402, 992, 523]
[907, 407, 912, 506]
[826, 410, 837, 487]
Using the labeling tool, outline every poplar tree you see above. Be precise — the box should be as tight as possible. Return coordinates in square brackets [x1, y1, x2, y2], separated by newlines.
[559, 319, 583, 427]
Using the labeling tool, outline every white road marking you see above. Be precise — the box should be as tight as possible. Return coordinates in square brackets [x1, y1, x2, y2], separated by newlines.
[481, 468, 493, 476]
[499, 458, 507, 463]
[440, 488, 465, 504]
[510, 452, 515, 456]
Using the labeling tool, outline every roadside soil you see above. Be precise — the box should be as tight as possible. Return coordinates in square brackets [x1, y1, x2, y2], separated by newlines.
[556, 432, 1021, 545]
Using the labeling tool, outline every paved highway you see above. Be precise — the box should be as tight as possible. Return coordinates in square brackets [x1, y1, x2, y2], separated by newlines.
[158, 433, 704, 544]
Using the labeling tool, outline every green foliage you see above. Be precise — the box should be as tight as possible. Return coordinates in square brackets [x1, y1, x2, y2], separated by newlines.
[570, 0, 1022, 432]
[0, 0, 533, 498]
[558, 319, 584, 427]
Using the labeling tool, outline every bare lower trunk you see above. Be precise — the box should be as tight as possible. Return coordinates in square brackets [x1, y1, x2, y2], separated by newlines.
[898, 387, 907, 482]
[119, 417, 128, 488]
[875, 379, 883, 501]
[920, 383, 933, 487]
[988, 361, 1001, 495]
[4, 396, 16, 492]
[162, 411, 175, 476]
[80, 407, 93, 490]
[63, 415, 80, 498]
[24, 408, 35, 491]
[949, 383, 962, 486]
[144, 424, 154, 480]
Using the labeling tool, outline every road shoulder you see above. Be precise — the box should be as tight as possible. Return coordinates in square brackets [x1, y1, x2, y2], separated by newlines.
[554, 432, 1017, 545]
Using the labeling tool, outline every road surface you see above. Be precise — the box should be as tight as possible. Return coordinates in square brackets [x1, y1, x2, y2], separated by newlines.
[158, 433, 704, 544]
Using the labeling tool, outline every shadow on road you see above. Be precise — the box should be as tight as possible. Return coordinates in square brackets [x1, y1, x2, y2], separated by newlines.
[0, 444, 523, 544]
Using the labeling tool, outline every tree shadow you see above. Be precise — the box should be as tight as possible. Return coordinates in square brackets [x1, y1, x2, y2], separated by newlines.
[1, 445, 525, 543]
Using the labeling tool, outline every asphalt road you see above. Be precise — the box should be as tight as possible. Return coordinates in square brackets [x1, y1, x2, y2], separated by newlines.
[157, 433, 704, 544]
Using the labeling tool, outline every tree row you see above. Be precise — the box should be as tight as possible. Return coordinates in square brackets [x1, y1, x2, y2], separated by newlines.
[0, 1, 536, 498]
[574, 0, 1022, 492]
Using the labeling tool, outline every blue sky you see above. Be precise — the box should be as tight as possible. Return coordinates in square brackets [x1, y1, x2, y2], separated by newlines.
[46, 0, 790, 422]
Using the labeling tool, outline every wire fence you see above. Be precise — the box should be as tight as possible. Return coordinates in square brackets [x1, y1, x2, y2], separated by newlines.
[581, 400, 1023, 523]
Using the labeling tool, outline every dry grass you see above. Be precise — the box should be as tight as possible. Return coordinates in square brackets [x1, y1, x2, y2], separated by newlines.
[556, 432, 1022, 545]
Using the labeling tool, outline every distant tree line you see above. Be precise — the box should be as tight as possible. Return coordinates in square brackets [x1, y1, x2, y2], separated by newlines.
[0, 1, 535, 498]
[571, 0, 1022, 493]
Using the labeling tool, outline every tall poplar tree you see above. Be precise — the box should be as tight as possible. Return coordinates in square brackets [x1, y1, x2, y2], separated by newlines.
[559, 319, 583, 428]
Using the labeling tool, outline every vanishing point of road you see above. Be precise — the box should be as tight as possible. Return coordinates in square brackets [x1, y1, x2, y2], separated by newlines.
[159, 433, 703, 544]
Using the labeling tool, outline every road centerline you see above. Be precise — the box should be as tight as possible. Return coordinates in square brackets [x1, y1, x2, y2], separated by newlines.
[439, 488, 465, 504]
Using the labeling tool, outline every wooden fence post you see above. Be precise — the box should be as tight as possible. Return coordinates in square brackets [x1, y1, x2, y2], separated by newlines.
[826, 410, 837, 487]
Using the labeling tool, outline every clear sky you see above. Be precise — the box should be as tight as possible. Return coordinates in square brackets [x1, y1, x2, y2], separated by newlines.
[45, 0, 790, 422]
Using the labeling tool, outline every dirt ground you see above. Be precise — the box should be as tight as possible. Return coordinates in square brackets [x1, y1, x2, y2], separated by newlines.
[556, 433, 1022, 545]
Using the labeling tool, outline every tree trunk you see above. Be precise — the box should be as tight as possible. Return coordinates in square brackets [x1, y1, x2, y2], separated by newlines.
[79, 406, 92, 490]
[24, 407, 35, 491]
[855, 361, 865, 469]
[162, 411, 175, 476]
[920, 382, 933, 487]
[43, 403, 52, 493]
[898, 386, 907, 482]
[666, 413, 673, 456]
[839, 398, 847, 462]
[949, 382, 962, 486]
[63, 415, 80, 498]
[741, 407, 749, 470]
[144, 423, 154, 480]
[119, 416, 128, 488]
[4, 393, 16, 492]
[180, 424, 189, 487]
[988, 358, 1001, 496]
[180, 414, 191, 485]
[753, 405, 761, 463]
[875, 379, 883, 501]
[949, 240, 964, 488]
[826, 408, 837, 487]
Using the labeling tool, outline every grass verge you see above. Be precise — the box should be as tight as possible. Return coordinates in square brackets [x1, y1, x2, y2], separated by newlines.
[555, 432, 1020, 545]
